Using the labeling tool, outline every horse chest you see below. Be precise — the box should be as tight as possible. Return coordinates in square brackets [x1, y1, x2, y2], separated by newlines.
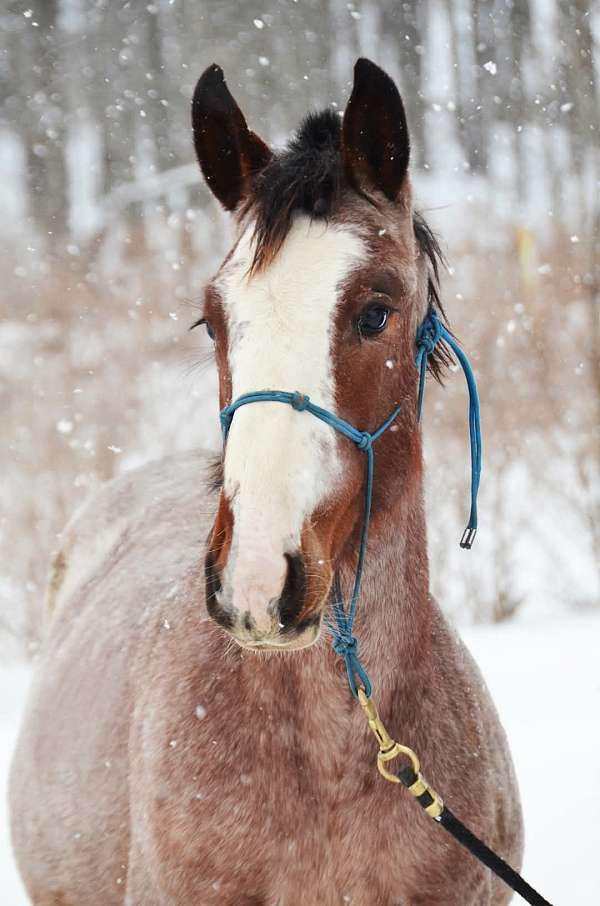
[140, 668, 426, 905]
[148, 742, 423, 905]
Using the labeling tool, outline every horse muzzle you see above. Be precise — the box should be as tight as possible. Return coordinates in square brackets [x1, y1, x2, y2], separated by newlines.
[204, 548, 327, 650]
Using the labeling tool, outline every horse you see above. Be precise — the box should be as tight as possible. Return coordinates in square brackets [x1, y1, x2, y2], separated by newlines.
[9, 58, 523, 906]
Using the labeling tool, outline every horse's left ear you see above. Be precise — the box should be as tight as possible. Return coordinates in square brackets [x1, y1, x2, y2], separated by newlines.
[342, 58, 410, 201]
[192, 64, 272, 211]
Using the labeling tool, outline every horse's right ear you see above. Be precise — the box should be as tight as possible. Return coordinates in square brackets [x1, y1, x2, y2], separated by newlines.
[192, 64, 272, 211]
[343, 58, 410, 201]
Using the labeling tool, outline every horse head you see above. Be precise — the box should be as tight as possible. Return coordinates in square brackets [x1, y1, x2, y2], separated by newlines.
[192, 59, 444, 650]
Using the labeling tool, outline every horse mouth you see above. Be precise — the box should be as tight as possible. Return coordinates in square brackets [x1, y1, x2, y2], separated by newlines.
[234, 622, 321, 653]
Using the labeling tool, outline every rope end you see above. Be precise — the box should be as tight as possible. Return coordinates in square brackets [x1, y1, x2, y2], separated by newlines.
[460, 527, 477, 550]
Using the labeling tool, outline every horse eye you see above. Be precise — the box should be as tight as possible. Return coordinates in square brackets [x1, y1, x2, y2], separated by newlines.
[357, 304, 390, 337]
[190, 317, 215, 340]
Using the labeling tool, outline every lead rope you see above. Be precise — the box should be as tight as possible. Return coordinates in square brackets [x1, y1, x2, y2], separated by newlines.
[219, 312, 554, 906]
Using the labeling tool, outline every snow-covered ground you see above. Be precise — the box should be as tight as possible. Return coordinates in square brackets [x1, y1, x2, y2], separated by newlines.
[1, 614, 599, 905]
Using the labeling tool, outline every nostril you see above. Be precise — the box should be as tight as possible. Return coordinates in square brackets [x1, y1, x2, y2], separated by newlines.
[294, 613, 321, 637]
[205, 549, 235, 630]
[287, 553, 306, 598]
[278, 553, 307, 631]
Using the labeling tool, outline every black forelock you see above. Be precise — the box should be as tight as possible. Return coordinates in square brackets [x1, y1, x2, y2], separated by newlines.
[247, 109, 344, 272]
[258, 108, 343, 215]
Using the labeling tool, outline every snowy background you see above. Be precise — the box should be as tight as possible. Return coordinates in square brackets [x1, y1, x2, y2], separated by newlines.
[1, 1, 599, 902]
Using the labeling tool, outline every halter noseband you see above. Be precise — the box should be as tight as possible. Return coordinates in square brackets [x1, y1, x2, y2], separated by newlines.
[219, 311, 482, 697]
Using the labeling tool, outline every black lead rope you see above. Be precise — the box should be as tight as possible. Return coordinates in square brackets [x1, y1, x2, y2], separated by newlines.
[438, 809, 553, 906]
[397, 766, 555, 906]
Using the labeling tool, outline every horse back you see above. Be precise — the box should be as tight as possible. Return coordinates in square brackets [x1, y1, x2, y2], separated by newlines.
[9, 450, 214, 906]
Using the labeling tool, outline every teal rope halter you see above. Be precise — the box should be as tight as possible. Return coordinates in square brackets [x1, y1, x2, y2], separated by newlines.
[219, 311, 482, 698]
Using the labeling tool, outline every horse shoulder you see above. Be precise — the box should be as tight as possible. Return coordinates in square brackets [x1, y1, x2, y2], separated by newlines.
[45, 449, 215, 621]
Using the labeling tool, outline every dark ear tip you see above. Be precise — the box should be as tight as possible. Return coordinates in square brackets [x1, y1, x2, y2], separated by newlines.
[353, 57, 397, 93]
[194, 63, 225, 98]
[204, 63, 224, 82]
[354, 57, 378, 76]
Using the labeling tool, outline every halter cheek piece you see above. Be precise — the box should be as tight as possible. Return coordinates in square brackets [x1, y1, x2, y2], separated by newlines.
[219, 311, 482, 698]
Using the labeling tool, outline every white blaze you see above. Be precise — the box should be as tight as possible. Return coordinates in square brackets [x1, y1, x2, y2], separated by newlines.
[219, 216, 365, 628]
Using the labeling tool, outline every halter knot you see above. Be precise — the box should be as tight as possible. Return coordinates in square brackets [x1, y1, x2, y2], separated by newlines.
[357, 431, 372, 451]
[416, 314, 443, 355]
[291, 392, 310, 411]
[332, 634, 358, 658]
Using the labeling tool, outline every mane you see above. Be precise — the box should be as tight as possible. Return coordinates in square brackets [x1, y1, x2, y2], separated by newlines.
[413, 211, 452, 381]
[248, 109, 344, 273]
[247, 108, 451, 379]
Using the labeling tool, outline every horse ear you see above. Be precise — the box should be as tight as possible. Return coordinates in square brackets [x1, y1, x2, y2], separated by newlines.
[342, 58, 410, 201]
[192, 64, 272, 211]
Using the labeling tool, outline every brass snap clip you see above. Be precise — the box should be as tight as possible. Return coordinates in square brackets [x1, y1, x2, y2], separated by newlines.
[357, 687, 443, 818]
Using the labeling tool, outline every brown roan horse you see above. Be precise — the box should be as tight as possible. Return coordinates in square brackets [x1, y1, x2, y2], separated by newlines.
[10, 59, 523, 905]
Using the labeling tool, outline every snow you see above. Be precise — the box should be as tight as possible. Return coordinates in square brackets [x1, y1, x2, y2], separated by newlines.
[463, 614, 600, 905]
[2, 613, 598, 904]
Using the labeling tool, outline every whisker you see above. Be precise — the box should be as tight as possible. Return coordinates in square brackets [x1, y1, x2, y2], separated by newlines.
[180, 350, 216, 380]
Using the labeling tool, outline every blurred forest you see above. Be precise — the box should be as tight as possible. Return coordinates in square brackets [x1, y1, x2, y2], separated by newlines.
[0, 0, 599, 652]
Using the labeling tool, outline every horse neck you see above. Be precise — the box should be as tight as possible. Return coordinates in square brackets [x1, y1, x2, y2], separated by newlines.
[339, 476, 431, 701]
